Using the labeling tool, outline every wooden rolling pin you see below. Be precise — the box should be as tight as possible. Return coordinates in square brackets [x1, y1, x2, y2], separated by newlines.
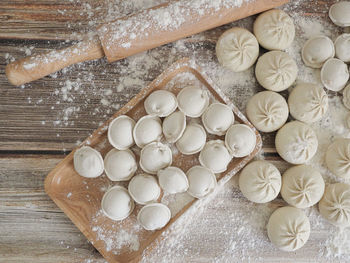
[6, 0, 289, 86]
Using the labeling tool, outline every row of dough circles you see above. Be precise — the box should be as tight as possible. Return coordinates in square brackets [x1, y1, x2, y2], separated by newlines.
[215, 4, 350, 252]
[73, 87, 257, 231]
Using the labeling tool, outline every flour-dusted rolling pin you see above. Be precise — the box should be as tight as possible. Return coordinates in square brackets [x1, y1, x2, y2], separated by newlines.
[6, 0, 289, 86]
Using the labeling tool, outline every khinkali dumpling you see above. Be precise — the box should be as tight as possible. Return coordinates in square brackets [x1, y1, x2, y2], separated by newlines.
[275, 121, 318, 164]
[302, 35, 335, 68]
[288, 83, 328, 123]
[335, 34, 350, 63]
[281, 165, 325, 209]
[216, 27, 259, 72]
[319, 183, 350, 227]
[325, 138, 350, 178]
[239, 160, 281, 203]
[267, 206, 310, 252]
[246, 91, 288, 132]
[255, 51, 298, 92]
[254, 9, 295, 51]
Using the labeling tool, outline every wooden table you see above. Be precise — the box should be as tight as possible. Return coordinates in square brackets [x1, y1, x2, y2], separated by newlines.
[0, 0, 344, 262]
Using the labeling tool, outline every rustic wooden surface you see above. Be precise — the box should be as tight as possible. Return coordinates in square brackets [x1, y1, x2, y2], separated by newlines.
[0, 0, 342, 262]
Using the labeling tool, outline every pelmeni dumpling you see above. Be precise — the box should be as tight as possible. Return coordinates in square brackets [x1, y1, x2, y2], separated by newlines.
[319, 183, 350, 227]
[255, 51, 298, 92]
[335, 34, 350, 63]
[302, 35, 335, 68]
[140, 142, 172, 174]
[133, 115, 162, 148]
[128, 174, 160, 204]
[157, 166, 189, 194]
[199, 140, 232, 173]
[343, 84, 350, 110]
[144, 90, 177, 117]
[162, 111, 186, 143]
[177, 87, 209, 118]
[108, 115, 135, 150]
[216, 27, 259, 72]
[225, 124, 256, 158]
[176, 123, 206, 155]
[202, 103, 234, 135]
[239, 160, 281, 203]
[321, 58, 349, 92]
[254, 9, 295, 50]
[246, 91, 288, 132]
[288, 83, 328, 123]
[329, 2, 350, 27]
[267, 206, 310, 252]
[137, 203, 171, 231]
[275, 121, 318, 164]
[325, 138, 350, 178]
[281, 165, 325, 209]
[73, 146, 104, 178]
[104, 149, 137, 181]
[187, 166, 217, 199]
[101, 185, 134, 221]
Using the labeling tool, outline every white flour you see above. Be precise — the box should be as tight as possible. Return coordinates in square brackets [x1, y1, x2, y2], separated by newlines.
[8, 0, 350, 261]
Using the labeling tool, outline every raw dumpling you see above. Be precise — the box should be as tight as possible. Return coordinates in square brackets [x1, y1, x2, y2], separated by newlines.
[275, 121, 318, 164]
[187, 166, 217, 199]
[246, 91, 288, 132]
[144, 90, 177, 117]
[255, 51, 298, 92]
[288, 83, 328, 123]
[101, 185, 134, 221]
[176, 123, 206, 155]
[162, 111, 186, 143]
[321, 58, 349, 92]
[343, 84, 350, 110]
[157, 166, 189, 194]
[202, 103, 234, 135]
[128, 174, 160, 204]
[329, 2, 350, 27]
[225, 124, 256, 158]
[335, 34, 350, 63]
[281, 165, 325, 209]
[108, 115, 135, 150]
[267, 206, 310, 252]
[177, 86, 209, 118]
[325, 138, 350, 178]
[133, 115, 162, 148]
[319, 183, 350, 227]
[73, 146, 104, 178]
[216, 27, 259, 72]
[199, 140, 232, 173]
[137, 203, 171, 231]
[254, 9, 295, 50]
[302, 35, 335, 68]
[139, 142, 172, 174]
[239, 160, 281, 203]
[104, 149, 137, 181]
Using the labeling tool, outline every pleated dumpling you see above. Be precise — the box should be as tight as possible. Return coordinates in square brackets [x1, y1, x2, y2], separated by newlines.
[288, 83, 328, 123]
[216, 27, 259, 72]
[239, 160, 281, 203]
[319, 183, 350, 227]
[326, 138, 350, 178]
[281, 165, 325, 208]
[267, 206, 310, 252]
[254, 9, 295, 50]
[246, 91, 289, 132]
[255, 51, 298, 92]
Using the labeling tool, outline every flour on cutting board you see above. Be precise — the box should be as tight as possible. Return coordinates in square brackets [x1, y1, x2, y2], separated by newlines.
[8, 0, 350, 261]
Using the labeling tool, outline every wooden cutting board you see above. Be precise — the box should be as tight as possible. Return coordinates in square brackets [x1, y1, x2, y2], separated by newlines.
[44, 58, 262, 263]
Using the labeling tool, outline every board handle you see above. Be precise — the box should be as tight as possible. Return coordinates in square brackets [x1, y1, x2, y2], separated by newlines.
[5, 36, 105, 86]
